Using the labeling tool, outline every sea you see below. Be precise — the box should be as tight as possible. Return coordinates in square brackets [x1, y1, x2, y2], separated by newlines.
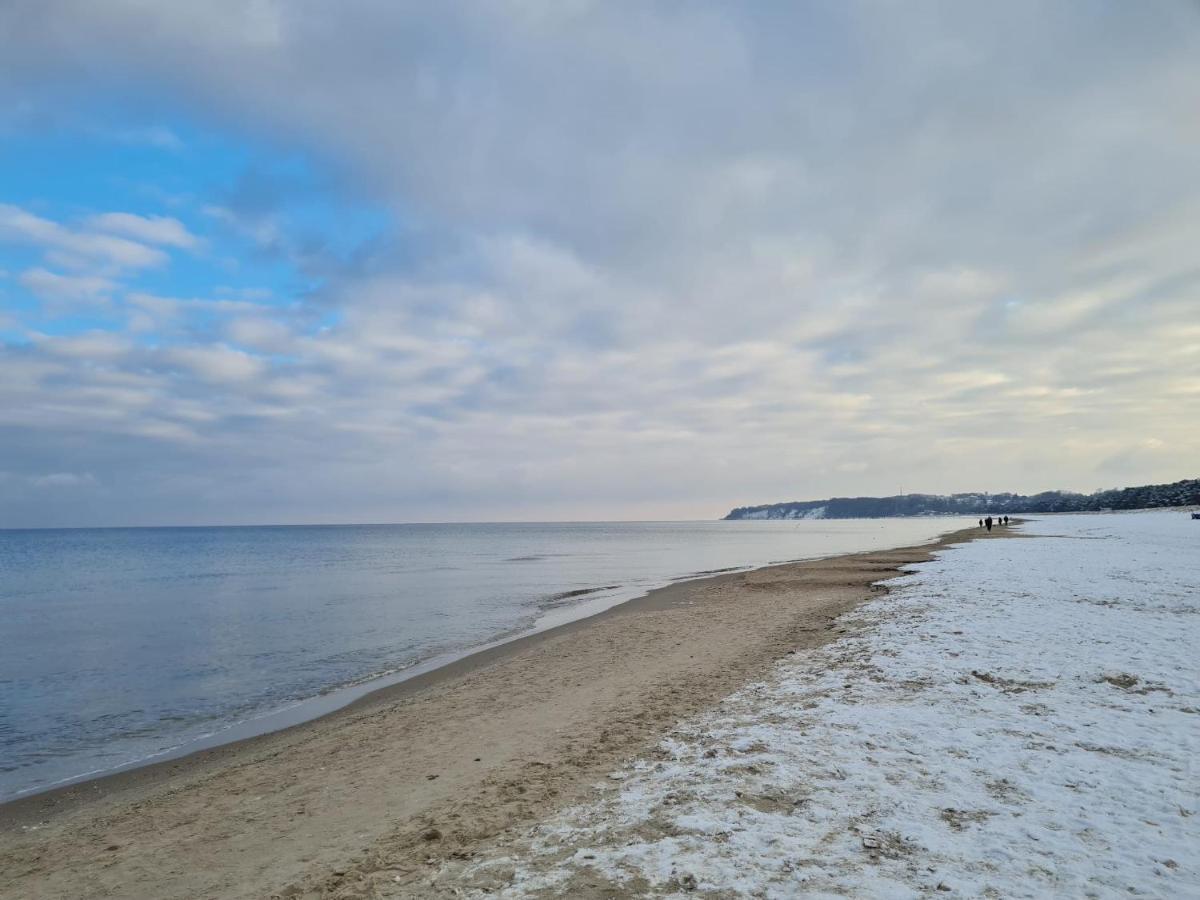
[0, 518, 972, 800]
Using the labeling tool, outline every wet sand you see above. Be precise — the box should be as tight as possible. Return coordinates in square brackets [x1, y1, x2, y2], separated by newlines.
[0, 522, 1013, 899]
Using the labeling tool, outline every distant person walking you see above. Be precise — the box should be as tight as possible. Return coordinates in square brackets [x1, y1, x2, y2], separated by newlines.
[979, 519, 984, 528]
[985, 516, 993, 531]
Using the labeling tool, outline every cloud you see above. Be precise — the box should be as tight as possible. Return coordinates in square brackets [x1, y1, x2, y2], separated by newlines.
[0, 202, 167, 271]
[86, 212, 199, 249]
[226, 316, 296, 352]
[0, 2, 1198, 525]
[202, 203, 283, 250]
[19, 267, 117, 302]
[126, 291, 262, 315]
[35, 330, 132, 360]
[165, 344, 267, 383]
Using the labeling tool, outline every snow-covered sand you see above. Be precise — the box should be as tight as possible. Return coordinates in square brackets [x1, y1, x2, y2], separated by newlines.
[450, 513, 1199, 898]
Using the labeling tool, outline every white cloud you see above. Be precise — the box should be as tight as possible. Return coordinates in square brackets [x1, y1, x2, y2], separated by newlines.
[86, 212, 199, 249]
[166, 344, 267, 383]
[19, 267, 116, 302]
[125, 291, 261, 314]
[0, 203, 166, 271]
[226, 316, 296, 352]
[35, 330, 133, 360]
[0, 2, 1198, 525]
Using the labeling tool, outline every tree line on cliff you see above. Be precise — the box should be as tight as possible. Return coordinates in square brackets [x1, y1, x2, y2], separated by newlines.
[723, 478, 1200, 520]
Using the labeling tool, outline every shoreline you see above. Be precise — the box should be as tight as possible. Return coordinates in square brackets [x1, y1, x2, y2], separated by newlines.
[0, 520, 1014, 900]
[0, 520, 965, 811]
[0, 543, 874, 823]
[423, 511, 1195, 897]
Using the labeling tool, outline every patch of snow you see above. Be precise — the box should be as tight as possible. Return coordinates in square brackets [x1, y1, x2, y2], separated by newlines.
[454, 513, 1200, 898]
[784, 506, 826, 520]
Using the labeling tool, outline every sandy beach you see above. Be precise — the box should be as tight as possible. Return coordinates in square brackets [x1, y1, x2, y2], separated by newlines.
[0, 522, 1000, 899]
[6, 4, 1195, 896]
[438, 511, 1197, 898]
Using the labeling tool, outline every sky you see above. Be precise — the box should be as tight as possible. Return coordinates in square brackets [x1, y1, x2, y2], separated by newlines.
[1, 1, 1198, 527]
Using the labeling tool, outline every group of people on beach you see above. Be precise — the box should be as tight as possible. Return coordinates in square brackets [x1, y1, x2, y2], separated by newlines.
[979, 515, 1009, 531]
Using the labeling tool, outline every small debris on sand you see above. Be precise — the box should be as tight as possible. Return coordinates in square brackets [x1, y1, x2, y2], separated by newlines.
[1100, 672, 1139, 689]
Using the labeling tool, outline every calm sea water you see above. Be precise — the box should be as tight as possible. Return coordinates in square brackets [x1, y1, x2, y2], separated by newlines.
[0, 518, 971, 800]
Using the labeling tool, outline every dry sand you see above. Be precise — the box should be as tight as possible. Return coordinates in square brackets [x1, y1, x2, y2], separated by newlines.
[0, 522, 1012, 899]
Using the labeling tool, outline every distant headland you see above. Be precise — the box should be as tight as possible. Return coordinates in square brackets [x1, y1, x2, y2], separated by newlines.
[723, 478, 1200, 520]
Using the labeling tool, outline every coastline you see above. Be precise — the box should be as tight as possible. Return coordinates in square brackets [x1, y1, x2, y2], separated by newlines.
[0, 520, 1012, 900]
[0, 519, 961, 805]
[0, 558, 780, 823]
[424, 511, 1195, 897]
[0, 519, 970, 809]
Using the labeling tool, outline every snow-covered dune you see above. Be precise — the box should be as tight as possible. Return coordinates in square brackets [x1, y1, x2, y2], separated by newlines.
[454, 512, 1199, 898]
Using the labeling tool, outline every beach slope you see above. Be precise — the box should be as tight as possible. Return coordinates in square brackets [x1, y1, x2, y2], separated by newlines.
[0, 524, 996, 899]
[433, 512, 1198, 897]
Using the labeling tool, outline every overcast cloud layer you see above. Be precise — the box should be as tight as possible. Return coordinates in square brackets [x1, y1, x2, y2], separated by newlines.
[1, 1, 1198, 526]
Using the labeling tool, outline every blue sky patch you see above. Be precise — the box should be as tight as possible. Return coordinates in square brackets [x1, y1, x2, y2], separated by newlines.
[0, 110, 388, 344]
